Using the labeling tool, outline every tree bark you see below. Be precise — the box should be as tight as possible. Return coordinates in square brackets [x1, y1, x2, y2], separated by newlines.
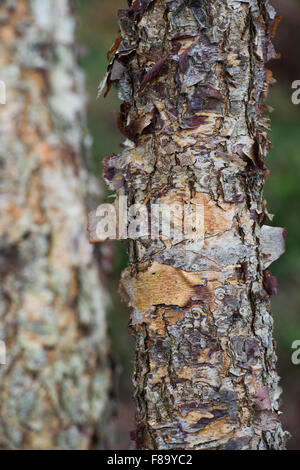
[94, 0, 289, 450]
[0, 0, 112, 450]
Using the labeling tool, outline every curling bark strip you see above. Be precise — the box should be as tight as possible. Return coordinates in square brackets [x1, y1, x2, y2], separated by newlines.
[91, 0, 288, 449]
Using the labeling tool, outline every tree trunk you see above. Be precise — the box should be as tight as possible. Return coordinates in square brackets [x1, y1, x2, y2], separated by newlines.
[0, 0, 112, 450]
[92, 0, 290, 450]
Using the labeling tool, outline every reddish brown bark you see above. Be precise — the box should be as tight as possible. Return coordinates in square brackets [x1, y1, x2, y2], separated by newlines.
[91, 0, 289, 450]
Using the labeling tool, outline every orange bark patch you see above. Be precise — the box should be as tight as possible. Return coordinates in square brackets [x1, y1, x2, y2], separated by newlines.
[121, 261, 222, 311]
[153, 189, 236, 237]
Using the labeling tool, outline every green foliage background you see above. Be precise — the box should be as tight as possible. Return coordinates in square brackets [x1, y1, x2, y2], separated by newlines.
[77, 0, 300, 448]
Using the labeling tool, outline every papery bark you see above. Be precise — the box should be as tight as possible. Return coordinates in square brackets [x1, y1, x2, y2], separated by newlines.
[95, 0, 289, 450]
[0, 0, 112, 450]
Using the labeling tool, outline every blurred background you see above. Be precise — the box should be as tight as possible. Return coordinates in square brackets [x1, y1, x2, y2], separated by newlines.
[77, 0, 300, 449]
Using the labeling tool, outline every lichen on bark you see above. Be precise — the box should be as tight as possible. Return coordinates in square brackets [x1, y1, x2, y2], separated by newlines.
[0, 0, 112, 450]
[93, 0, 289, 450]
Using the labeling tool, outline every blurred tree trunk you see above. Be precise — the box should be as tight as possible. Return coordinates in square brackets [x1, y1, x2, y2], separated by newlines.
[98, 0, 289, 450]
[0, 0, 112, 450]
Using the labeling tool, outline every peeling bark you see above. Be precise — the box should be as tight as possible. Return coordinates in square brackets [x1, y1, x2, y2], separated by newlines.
[96, 0, 289, 450]
[0, 0, 112, 450]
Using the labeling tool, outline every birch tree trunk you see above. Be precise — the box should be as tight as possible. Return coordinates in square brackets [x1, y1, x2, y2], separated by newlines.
[0, 0, 112, 450]
[91, 0, 290, 450]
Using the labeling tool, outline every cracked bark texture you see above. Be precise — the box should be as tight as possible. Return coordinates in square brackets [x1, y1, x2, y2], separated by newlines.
[98, 0, 289, 450]
[0, 0, 112, 450]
